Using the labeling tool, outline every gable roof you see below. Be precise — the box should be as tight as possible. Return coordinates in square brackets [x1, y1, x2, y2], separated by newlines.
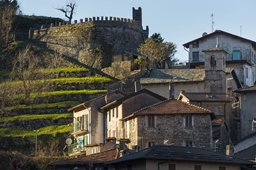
[99, 88, 166, 111]
[183, 30, 256, 49]
[106, 145, 254, 165]
[50, 149, 118, 167]
[122, 99, 215, 120]
[68, 90, 126, 111]
[140, 69, 205, 84]
[178, 91, 233, 102]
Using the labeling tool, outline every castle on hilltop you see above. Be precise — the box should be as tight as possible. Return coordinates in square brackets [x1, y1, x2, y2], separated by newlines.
[29, 7, 149, 69]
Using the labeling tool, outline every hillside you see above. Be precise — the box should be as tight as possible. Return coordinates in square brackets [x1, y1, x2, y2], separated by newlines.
[0, 38, 118, 158]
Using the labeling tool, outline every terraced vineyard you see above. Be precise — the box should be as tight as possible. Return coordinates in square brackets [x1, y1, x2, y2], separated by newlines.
[0, 42, 117, 155]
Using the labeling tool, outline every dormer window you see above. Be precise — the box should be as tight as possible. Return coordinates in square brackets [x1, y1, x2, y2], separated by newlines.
[192, 52, 199, 62]
[192, 41, 199, 48]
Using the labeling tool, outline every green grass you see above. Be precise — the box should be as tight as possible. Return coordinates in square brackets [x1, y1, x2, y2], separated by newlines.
[6, 101, 80, 111]
[0, 70, 11, 76]
[0, 76, 114, 86]
[45, 89, 107, 96]
[51, 76, 114, 84]
[0, 113, 72, 123]
[0, 125, 70, 137]
[43, 67, 89, 73]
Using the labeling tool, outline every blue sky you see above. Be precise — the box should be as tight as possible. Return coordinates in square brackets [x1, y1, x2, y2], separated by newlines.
[19, 0, 256, 63]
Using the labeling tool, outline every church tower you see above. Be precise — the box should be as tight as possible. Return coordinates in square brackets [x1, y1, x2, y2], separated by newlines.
[203, 42, 228, 93]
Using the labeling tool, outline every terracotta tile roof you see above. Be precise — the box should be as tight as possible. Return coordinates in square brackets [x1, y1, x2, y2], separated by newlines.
[212, 118, 223, 125]
[140, 69, 205, 84]
[50, 149, 119, 166]
[180, 91, 233, 102]
[122, 99, 214, 120]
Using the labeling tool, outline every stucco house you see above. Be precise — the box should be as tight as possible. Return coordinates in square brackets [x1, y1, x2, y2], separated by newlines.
[140, 44, 236, 99]
[183, 29, 256, 87]
[234, 85, 256, 138]
[66, 90, 126, 157]
[106, 145, 254, 170]
[121, 99, 215, 150]
[99, 88, 166, 145]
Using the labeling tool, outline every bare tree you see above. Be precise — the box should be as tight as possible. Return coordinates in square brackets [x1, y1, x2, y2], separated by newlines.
[0, 2, 16, 50]
[11, 45, 54, 106]
[56, 0, 77, 23]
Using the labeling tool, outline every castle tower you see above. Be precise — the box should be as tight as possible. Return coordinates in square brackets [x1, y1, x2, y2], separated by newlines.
[203, 45, 228, 93]
[133, 7, 142, 26]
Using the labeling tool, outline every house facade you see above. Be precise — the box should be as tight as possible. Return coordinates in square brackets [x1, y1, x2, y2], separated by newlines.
[67, 90, 126, 156]
[122, 99, 215, 150]
[99, 89, 166, 144]
[234, 86, 256, 138]
[183, 30, 256, 87]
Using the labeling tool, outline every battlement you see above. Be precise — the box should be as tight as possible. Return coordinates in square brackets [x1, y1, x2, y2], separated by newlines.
[37, 16, 141, 30]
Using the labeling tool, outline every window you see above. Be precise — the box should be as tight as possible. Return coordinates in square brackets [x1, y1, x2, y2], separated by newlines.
[210, 55, 216, 69]
[232, 50, 241, 60]
[192, 41, 199, 48]
[112, 108, 114, 117]
[219, 167, 226, 170]
[244, 93, 246, 101]
[116, 107, 118, 118]
[194, 165, 201, 170]
[186, 140, 193, 147]
[246, 67, 248, 78]
[252, 118, 256, 131]
[185, 115, 192, 128]
[192, 52, 199, 62]
[148, 115, 155, 128]
[148, 142, 154, 147]
[197, 101, 202, 107]
[169, 164, 176, 170]
[108, 111, 111, 122]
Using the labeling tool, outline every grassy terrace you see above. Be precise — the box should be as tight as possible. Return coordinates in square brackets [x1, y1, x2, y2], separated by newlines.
[0, 76, 114, 87]
[6, 101, 80, 111]
[0, 125, 70, 137]
[0, 113, 72, 123]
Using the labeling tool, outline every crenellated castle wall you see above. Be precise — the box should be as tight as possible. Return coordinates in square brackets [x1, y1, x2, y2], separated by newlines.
[29, 7, 149, 69]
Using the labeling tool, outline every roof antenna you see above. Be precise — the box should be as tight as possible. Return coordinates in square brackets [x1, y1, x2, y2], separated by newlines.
[211, 14, 214, 32]
[240, 25, 242, 36]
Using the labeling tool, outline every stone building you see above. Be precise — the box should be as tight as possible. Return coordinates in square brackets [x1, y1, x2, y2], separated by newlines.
[121, 99, 215, 150]
[30, 7, 149, 69]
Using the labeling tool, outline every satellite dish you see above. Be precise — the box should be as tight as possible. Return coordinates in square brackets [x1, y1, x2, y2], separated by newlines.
[66, 138, 72, 145]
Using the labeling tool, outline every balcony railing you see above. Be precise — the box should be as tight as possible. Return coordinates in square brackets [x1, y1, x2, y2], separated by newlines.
[68, 143, 85, 156]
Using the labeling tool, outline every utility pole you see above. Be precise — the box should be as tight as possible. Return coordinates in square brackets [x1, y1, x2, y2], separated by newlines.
[34, 129, 39, 156]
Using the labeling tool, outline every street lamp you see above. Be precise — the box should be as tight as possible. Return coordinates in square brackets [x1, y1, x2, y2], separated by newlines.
[34, 129, 39, 156]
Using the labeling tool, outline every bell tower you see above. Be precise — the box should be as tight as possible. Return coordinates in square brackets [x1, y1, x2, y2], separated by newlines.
[203, 41, 227, 93]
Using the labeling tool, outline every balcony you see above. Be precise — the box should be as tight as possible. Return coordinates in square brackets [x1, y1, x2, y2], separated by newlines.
[68, 143, 86, 156]
[115, 128, 129, 142]
[70, 124, 88, 136]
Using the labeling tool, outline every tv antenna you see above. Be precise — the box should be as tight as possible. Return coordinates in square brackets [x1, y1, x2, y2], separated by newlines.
[211, 14, 214, 32]
[240, 25, 242, 36]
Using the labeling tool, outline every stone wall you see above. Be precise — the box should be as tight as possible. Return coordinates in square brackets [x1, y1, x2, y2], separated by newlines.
[30, 15, 148, 69]
[128, 114, 213, 150]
